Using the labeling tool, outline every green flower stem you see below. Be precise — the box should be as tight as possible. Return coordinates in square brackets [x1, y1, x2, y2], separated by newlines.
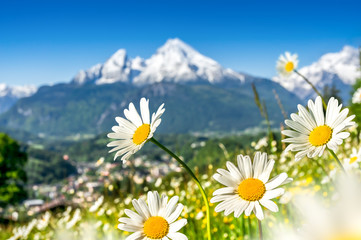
[294, 69, 327, 109]
[248, 217, 254, 239]
[258, 219, 263, 240]
[313, 158, 335, 187]
[328, 148, 346, 174]
[149, 137, 212, 240]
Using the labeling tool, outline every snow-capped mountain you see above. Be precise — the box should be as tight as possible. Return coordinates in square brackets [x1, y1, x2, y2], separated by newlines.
[72, 38, 245, 86]
[0, 84, 37, 113]
[273, 46, 360, 101]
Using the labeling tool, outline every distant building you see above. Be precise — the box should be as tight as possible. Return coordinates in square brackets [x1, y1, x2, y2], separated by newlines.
[23, 199, 44, 208]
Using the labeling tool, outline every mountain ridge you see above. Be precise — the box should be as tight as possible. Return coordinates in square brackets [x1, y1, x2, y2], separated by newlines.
[0, 38, 306, 139]
[0, 84, 37, 113]
[72, 38, 245, 86]
[0, 80, 301, 138]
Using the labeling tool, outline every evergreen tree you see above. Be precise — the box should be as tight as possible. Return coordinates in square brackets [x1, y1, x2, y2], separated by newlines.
[0, 133, 27, 207]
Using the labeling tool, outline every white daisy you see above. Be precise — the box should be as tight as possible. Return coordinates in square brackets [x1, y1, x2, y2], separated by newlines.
[336, 147, 361, 175]
[36, 211, 51, 230]
[107, 98, 165, 162]
[211, 152, 292, 220]
[118, 191, 188, 240]
[282, 96, 355, 161]
[276, 52, 299, 77]
[352, 87, 361, 104]
[349, 147, 361, 165]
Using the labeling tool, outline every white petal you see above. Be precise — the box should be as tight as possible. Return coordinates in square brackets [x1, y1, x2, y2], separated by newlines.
[151, 103, 165, 124]
[245, 201, 255, 216]
[169, 219, 187, 233]
[124, 102, 143, 127]
[243, 155, 253, 179]
[118, 223, 142, 232]
[167, 232, 188, 240]
[166, 204, 184, 223]
[259, 159, 275, 183]
[124, 209, 143, 224]
[116, 116, 137, 131]
[212, 187, 235, 196]
[234, 200, 249, 218]
[259, 199, 279, 212]
[263, 188, 285, 200]
[107, 139, 131, 147]
[147, 191, 160, 216]
[109, 141, 133, 153]
[290, 113, 314, 132]
[126, 231, 144, 240]
[213, 173, 238, 188]
[297, 105, 317, 130]
[140, 98, 150, 124]
[214, 196, 239, 213]
[132, 200, 147, 220]
[265, 173, 288, 190]
[282, 129, 303, 138]
[254, 201, 264, 220]
[285, 119, 311, 134]
[164, 196, 179, 218]
[226, 161, 243, 182]
[158, 194, 169, 217]
[137, 199, 151, 219]
[211, 195, 236, 203]
[252, 152, 263, 179]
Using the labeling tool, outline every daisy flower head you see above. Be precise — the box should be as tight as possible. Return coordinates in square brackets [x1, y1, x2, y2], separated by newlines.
[282, 96, 355, 161]
[211, 152, 292, 220]
[276, 52, 299, 77]
[118, 191, 188, 240]
[107, 98, 165, 162]
[352, 87, 361, 104]
[349, 147, 361, 165]
[339, 147, 361, 173]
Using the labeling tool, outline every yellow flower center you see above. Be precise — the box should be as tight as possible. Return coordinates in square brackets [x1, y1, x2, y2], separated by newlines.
[308, 125, 333, 147]
[143, 216, 169, 239]
[350, 156, 358, 164]
[132, 124, 150, 145]
[237, 178, 266, 201]
[285, 61, 294, 72]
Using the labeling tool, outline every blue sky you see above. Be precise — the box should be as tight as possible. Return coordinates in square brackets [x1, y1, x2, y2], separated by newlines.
[1, 0, 360, 86]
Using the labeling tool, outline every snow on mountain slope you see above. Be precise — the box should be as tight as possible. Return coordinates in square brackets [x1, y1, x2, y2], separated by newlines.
[273, 46, 360, 101]
[0, 83, 37, 98]
[0, 83, 37, 113]
[72, 64, 102, 85]
[96, 49, 132, 85]
[133, 38, 244, 85]
[72, 38, 244, 86]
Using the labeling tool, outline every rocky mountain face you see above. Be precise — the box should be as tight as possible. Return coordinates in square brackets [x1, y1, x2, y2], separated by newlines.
[72, 38, 245, 86]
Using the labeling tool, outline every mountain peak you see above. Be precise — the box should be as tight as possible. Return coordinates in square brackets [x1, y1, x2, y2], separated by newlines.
[71, 38, 245, 86]
[0, 83, 37, 98]
[108, 49, 127, 62]
[158, 38, 196, 54]
[132, 38, 244, 85]
[342, 45, 358, 53]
